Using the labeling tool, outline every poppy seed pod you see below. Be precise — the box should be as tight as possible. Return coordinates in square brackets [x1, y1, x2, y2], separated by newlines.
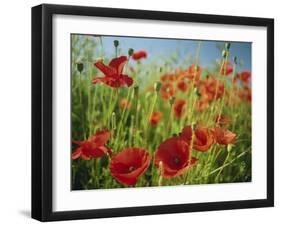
[154, 81, 162, 92]
[222, 50, 227, 58]
[225, 42, 231, 50]
[128, 48, 134, 56]
[76, 62, 84, 73]
[113, 40, 119, 48]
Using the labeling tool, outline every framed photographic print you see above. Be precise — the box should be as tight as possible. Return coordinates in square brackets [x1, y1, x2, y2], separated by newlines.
[31, 4, 274, 221]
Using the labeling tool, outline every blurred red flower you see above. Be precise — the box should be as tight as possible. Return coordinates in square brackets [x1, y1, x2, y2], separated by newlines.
[180, 125, 214, 152]
[173, 99, 186, 118]
[220, 61, 233, 76]
[93, 56, 133, 88]
[71, 130, 112, 160]
[178, 64, 202, 81]
[149, 111, 163, 126]
[238, 86, 252, 102]
[198, 76, 225, 101]
[109, 148, 151, 186]
[177, 79, 189, 92]
[213, 127, 236, 145]
[160, 73, 178, 82]
[155, 136, 198, 178]
[160, 82, 175, 100]
[237, 71, 251, 83]
[132, 50, 147, 60]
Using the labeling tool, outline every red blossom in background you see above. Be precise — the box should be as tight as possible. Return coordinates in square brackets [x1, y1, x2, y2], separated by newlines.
[178, 64, 202, 81]
[220, 61, 233, 76]
[160, 82, 175, 100]
[173, 99, 187, 118]
[92, 56, 133, 88]
[109, 148, 151, 186]
[149, 111, 163, 126]
[177, 79, 189, 92]
[237, 71, 251, 84]
[72, 130, 112, 160]
[132, 50, 147, 61]
[155, 136, 198, 178]
[213, 127, 236, 145]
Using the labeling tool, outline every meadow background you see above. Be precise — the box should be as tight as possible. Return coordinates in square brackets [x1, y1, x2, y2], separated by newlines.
[71, 34, 252, 190]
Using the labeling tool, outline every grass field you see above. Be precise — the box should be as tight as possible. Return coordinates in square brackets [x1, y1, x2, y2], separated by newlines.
[71, 34, 252, 190]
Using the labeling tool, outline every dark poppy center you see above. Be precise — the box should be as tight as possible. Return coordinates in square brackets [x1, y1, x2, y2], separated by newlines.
[173, 156, 181, 165]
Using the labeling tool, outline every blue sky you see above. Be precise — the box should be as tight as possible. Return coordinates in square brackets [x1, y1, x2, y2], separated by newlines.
[98, 35, 251, 72]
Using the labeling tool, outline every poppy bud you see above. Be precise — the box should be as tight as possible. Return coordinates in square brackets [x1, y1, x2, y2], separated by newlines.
[233, 56, 237, 64]
[169, 96, 176, 106]
[128, 48, 134, 56]
[154, 82, 162, 92]
[134, 86, 139, 97]
[225, 42, 231, 50]
[227, 144, 233, 152]
[222, 50, 227, 58]
[113, 40, 119, 48]
[76, 62, 84, 73]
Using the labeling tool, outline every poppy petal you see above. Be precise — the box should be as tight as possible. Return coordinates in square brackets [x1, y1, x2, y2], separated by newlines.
[94, 60, 117, 77]
[109, 56, 127, 75]
[71, 147, 82, 160]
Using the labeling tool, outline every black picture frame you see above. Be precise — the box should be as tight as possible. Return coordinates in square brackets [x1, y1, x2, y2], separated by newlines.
[32, 3, 274, 222]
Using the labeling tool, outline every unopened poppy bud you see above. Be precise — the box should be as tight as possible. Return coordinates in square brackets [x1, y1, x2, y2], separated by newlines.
[154, 82, 162, 92]
[222, 50, 227, 58]
[128, 48, 134, 56]
[225, 42, 231, 50]
[113, 40, 119, 48]
[233, 56, 237, 64]
[134, 86, 139, 97]
[76, 62, 84, 73]
[169, 96, 176, 105]
[227, 144, 234, 152]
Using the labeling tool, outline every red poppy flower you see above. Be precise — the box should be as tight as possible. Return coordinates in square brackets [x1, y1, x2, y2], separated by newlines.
[132, 50, 147, 60]
[213, 127, 236, 145]
[160, 73, 178, 82]
[155, 136, 198, 178]
[72, 130, 112, 160]
[220, 61, 233, 76]
[149, 111, 163, 126]
[180, 125, 214, 152]
[93, 56, 133, 88]
[178, 64, 202, 81]
[193, 125, 214, 152]
[177, 79, 189, 92]
[237, 71, 251, 83]
[160, 82, 175, 100]
[109, 148, 151, 186]
[173, 99, 186, 118]
[119, 98, 132, 109]
[238, 86, 252, 102]
[198, 76, 225, 101]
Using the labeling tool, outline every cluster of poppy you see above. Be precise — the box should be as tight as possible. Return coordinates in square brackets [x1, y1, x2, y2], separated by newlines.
[72, 122, 236, 186]
[73, 52, 248, 187]
[156, 62, 251, 116]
